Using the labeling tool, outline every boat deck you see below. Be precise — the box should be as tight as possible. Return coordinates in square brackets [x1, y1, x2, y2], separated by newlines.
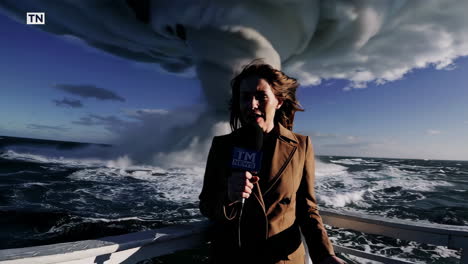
[1, 209, 467, 264]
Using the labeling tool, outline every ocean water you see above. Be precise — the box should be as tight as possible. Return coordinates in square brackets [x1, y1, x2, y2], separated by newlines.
[0, 136, 467, 263]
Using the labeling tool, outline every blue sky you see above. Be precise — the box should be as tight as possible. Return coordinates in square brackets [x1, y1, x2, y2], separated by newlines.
[1, 12, 467, 161]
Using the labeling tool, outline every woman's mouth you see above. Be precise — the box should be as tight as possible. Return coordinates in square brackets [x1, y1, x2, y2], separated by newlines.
[251, 113, 264, 122]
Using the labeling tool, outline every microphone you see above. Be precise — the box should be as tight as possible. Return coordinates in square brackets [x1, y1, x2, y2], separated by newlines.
[231, 123, 263, 248]
[231, 123, 264, 204]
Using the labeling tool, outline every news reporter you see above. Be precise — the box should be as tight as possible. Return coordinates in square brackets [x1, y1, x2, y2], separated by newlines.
[199, 62, 344, 264]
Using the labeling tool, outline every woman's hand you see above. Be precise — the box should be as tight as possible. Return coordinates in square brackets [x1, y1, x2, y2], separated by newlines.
[319, 256, 347, 264]
[227, 171, 259, 203]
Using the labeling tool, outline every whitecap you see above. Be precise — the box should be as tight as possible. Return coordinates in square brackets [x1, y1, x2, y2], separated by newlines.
[315, 159, 348, 178]
[330, 158, 364, 165]
[319, 190, 366, 207]
[433, 246, 460, 258]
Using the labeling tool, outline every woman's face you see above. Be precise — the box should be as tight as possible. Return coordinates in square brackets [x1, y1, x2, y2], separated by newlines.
[239, 76, 282, 133]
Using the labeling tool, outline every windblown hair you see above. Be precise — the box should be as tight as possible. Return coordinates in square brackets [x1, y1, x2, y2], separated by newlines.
[229, 61, 304, 131]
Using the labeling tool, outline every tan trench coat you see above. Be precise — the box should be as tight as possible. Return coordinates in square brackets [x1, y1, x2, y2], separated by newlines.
[199, 124, 335, 264]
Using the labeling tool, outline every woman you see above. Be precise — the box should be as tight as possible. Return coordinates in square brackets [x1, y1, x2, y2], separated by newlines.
[199, 62, 344, 264]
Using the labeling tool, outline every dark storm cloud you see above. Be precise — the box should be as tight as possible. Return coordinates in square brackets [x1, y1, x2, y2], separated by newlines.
[3, 0, 468, 163]
[53, 98, 83, 108]
[3, 1, 466, 90]
[69, 107, 211, 165]
[27, 124, 69, 131]
[53, 84, 125, 102]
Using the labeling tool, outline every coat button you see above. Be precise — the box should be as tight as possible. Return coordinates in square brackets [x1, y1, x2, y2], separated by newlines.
[279, 197, 291, 205]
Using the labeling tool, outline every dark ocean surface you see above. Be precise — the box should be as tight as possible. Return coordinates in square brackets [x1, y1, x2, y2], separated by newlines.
[0, 136, 467, 263]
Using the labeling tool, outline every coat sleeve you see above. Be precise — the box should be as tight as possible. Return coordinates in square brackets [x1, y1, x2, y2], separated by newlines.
[199, 136, 240, 221]
[296, 136, 335, 263]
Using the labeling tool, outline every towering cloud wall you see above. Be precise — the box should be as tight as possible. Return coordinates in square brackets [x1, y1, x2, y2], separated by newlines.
[2, 0, 467, 165]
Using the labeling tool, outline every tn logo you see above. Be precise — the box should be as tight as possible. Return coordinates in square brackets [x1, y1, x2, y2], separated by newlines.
[26, 12, 45, 25]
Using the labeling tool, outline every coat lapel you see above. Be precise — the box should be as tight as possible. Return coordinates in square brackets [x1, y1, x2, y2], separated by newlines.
[263, 124, 297, 196]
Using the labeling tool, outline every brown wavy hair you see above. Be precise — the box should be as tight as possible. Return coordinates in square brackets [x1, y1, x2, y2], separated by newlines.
[229, 61, 304, 131]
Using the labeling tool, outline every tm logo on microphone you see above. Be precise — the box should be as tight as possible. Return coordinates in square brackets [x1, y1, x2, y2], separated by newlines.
[26, 12, 45, 25]
[232, 148, 262, 171]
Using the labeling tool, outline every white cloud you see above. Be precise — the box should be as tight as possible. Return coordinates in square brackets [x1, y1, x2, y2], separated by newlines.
[345, 136, 358, 142]
[309, 132, 338, 139]
[287, 1, 468, 89]
[3, 1, 468, 92]
[426, 129, 441, 135]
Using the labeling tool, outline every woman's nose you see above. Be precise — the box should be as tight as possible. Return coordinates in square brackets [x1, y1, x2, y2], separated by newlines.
[250, 96, 259, 109]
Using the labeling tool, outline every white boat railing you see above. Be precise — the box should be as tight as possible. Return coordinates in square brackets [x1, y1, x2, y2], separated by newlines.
[0, 209, 467, 264]
[320, 209, 468, 264]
